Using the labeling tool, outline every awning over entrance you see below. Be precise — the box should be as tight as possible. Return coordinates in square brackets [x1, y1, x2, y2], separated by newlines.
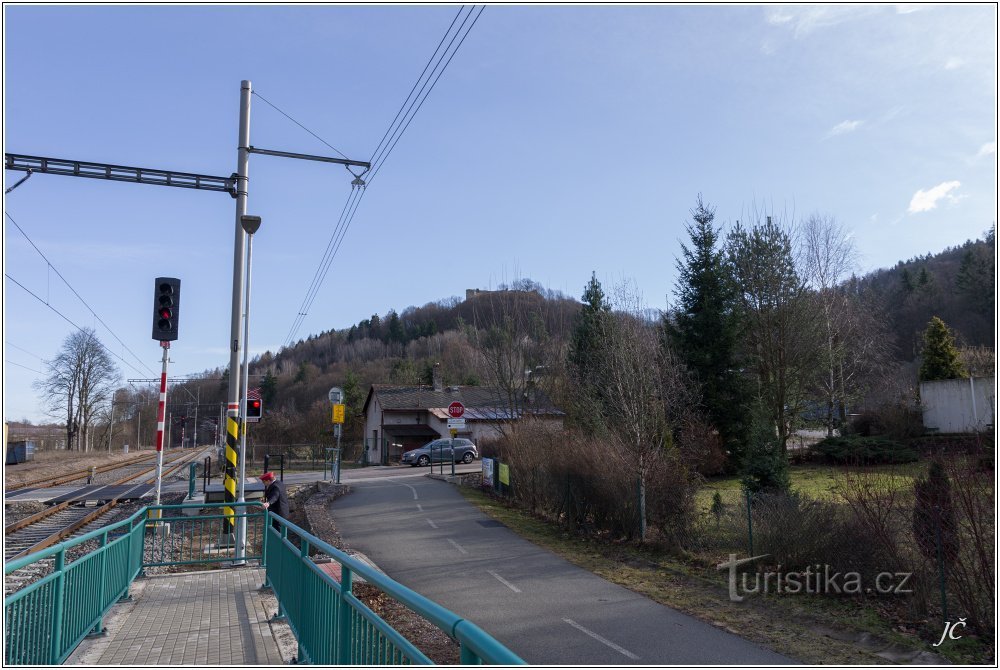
[382, 424, 440, 439]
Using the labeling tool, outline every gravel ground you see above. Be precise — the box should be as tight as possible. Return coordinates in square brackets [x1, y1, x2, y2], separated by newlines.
[4, 450, 156, 487]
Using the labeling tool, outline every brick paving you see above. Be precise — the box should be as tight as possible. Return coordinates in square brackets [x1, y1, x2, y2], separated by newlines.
[74, 568, 287, 665]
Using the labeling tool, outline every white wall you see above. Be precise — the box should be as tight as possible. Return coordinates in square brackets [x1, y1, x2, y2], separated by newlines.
[920, 377, 995, 433]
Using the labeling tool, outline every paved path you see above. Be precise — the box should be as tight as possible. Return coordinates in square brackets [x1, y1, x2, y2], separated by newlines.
[331, 476, 795, 665]
[68, 568, 288, 665]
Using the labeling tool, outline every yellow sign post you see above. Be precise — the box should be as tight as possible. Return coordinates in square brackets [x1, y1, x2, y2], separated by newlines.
[332, 404, 345, 424]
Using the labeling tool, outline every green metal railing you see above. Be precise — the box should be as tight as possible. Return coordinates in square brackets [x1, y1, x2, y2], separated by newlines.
[265, 514, 524, 665]
[4, 511, 145, 665]
[4, 502, 524, 666]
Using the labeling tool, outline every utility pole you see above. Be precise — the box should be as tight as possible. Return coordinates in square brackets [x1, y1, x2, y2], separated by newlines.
[222, 80, 370, 547]
[221, 81, 252, 543]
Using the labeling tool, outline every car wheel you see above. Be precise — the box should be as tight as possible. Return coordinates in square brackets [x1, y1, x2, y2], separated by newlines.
[418, 455, 430, 467]
[462, 452, 474, 464]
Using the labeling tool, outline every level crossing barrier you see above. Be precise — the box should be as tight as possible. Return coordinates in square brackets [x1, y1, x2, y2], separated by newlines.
[4, 501, 524, 665]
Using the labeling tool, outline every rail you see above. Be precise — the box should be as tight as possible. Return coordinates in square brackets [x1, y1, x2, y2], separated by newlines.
[4, 502, 524, 665]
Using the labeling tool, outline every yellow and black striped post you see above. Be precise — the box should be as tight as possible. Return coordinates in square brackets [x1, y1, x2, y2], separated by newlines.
[222, 415, 239, 538]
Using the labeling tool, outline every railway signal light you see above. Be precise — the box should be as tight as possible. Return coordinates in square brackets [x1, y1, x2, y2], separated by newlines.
[152, 277, 181, 341]
[246, 397, 263, 421]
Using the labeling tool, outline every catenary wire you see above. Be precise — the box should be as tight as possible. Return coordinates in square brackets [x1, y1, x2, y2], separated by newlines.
[5, 360, 46, 375]
[367, 6, 466, 166]
[282, 6, 484, 346]
[5, 273, 152, 377]
[4, 212, 157, 377]
[252, 90, 349, 160]
[5, 342, 46, 361]
[367, 6, 480, 182]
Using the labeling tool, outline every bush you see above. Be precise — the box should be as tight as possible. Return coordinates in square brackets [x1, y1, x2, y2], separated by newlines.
[810, 436, 918, 464]
[488, 422, 698, 545]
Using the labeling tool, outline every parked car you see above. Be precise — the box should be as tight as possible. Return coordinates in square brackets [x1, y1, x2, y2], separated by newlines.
[402, 438, 478, 466]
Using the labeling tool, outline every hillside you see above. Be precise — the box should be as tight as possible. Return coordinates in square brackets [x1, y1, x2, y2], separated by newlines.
[854, 228, 995, 358]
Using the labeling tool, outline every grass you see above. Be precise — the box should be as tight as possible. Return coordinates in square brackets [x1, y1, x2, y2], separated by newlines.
[696, 462, 926, 513]
[456, 481, 980, 665]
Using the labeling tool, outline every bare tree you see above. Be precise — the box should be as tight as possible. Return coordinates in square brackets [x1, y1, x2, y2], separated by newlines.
[35, 328, 120, 451]
[801, 214, 859, 435]
[586, 282, 696, 541]
[470, 289, 567, 438]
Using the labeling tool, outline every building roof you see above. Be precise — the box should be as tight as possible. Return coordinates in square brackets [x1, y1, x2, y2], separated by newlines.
[363, 384, 563, 417]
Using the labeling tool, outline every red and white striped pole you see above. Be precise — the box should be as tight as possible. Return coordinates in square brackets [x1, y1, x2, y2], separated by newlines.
[153, 341, 170, 507]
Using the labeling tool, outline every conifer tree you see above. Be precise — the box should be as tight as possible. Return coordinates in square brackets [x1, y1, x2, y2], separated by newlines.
[667, 196, 750, 466]
[919, 316, 966, 381]
[568, 272, 612, 432]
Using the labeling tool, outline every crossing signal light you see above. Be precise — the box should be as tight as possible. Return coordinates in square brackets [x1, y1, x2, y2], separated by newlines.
[152, 277, 181, 341]
[246, 398, 263, 421]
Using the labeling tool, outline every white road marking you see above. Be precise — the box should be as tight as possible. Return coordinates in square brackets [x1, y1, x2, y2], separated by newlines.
[447, 538, 468, 555]
[562, 618, 640, 660]
[417, 504, 424, 512]
[426, 518, 438, 529]
[487, 570, 521, 593]
[386, 478, 419, 500]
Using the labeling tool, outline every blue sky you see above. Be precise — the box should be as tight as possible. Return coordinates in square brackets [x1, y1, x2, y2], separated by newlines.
[3, 4, 997, 423]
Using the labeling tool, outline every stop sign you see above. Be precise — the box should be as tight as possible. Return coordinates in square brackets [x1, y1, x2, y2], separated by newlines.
[448, 401, 465, 418]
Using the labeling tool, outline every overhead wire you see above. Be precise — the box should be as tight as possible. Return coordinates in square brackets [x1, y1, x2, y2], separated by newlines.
[6, 360, 45, 375]
[4, 212, 157, 377]
[252, 90, 350, 160]
[281, 5, 484, 347]
[5, 273, 153, 377]
[5, 342, 46, 361]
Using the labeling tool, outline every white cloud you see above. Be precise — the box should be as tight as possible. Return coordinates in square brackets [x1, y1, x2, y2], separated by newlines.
[827, 119, 864, 137]
[895, 4, 931, 15]
[976, 142, 996, 157]
[908, 181, 962, 214]
[765, 5, 881, 37]
[944, 56, 965, 70]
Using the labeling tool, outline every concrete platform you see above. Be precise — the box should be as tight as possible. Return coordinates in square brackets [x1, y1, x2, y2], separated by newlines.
[68, 567, 292, 665]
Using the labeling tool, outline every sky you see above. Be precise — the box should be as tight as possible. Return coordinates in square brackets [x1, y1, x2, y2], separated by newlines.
[3, 3, 997, 424]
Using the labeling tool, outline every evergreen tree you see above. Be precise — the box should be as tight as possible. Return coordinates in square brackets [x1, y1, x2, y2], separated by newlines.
[385, 310, 404, 344]
[919, 316, 966, 381]
[260, 372, 278, 405]
[956, 246, 994, 316]
[900, 268, 915, 294]
[667, 196, 750, 467]
[567, 272, 612, 432]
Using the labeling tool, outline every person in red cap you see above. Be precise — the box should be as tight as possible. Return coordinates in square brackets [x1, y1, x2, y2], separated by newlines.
[260, 471, 289, 529]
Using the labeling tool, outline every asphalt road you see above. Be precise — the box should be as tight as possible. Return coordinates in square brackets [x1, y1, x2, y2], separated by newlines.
[330, 475, 794, 665]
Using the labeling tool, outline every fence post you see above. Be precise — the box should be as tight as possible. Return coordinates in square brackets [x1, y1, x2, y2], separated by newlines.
[50, 548, 66, 663]
[745, 489, 754, 557]
[934, 507, 948, 623]
[337, 567, 354, 663]
[637, 476, 646, 542]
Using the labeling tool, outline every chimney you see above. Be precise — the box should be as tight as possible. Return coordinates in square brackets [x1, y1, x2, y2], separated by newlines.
[432, 362, 443, 392]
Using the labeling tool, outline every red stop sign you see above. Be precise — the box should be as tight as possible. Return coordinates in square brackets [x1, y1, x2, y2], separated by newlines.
[448, 401, 465, 418]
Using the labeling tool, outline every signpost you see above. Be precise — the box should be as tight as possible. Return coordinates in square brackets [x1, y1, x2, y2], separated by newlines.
[446, 402, 464, 476]
[329, 387, 344, 468]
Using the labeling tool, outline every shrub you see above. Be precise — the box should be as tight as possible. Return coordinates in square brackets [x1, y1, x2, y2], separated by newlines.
[810, 436, 918, 464]
[487, 422, 698, 545]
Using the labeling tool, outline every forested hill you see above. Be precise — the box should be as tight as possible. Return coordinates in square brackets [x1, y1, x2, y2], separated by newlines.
[216, 231, 993, 445]
[854, 229, 994, 358]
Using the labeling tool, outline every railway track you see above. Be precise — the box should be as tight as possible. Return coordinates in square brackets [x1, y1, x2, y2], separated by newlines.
[4, 448, 211, 562]
[6, 450, 165, 492]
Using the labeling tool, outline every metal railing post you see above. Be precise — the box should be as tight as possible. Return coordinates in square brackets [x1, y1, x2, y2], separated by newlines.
[338, 566, 354, 663]
[50, 549, 66, 663]
[187, 462, 197, 500]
